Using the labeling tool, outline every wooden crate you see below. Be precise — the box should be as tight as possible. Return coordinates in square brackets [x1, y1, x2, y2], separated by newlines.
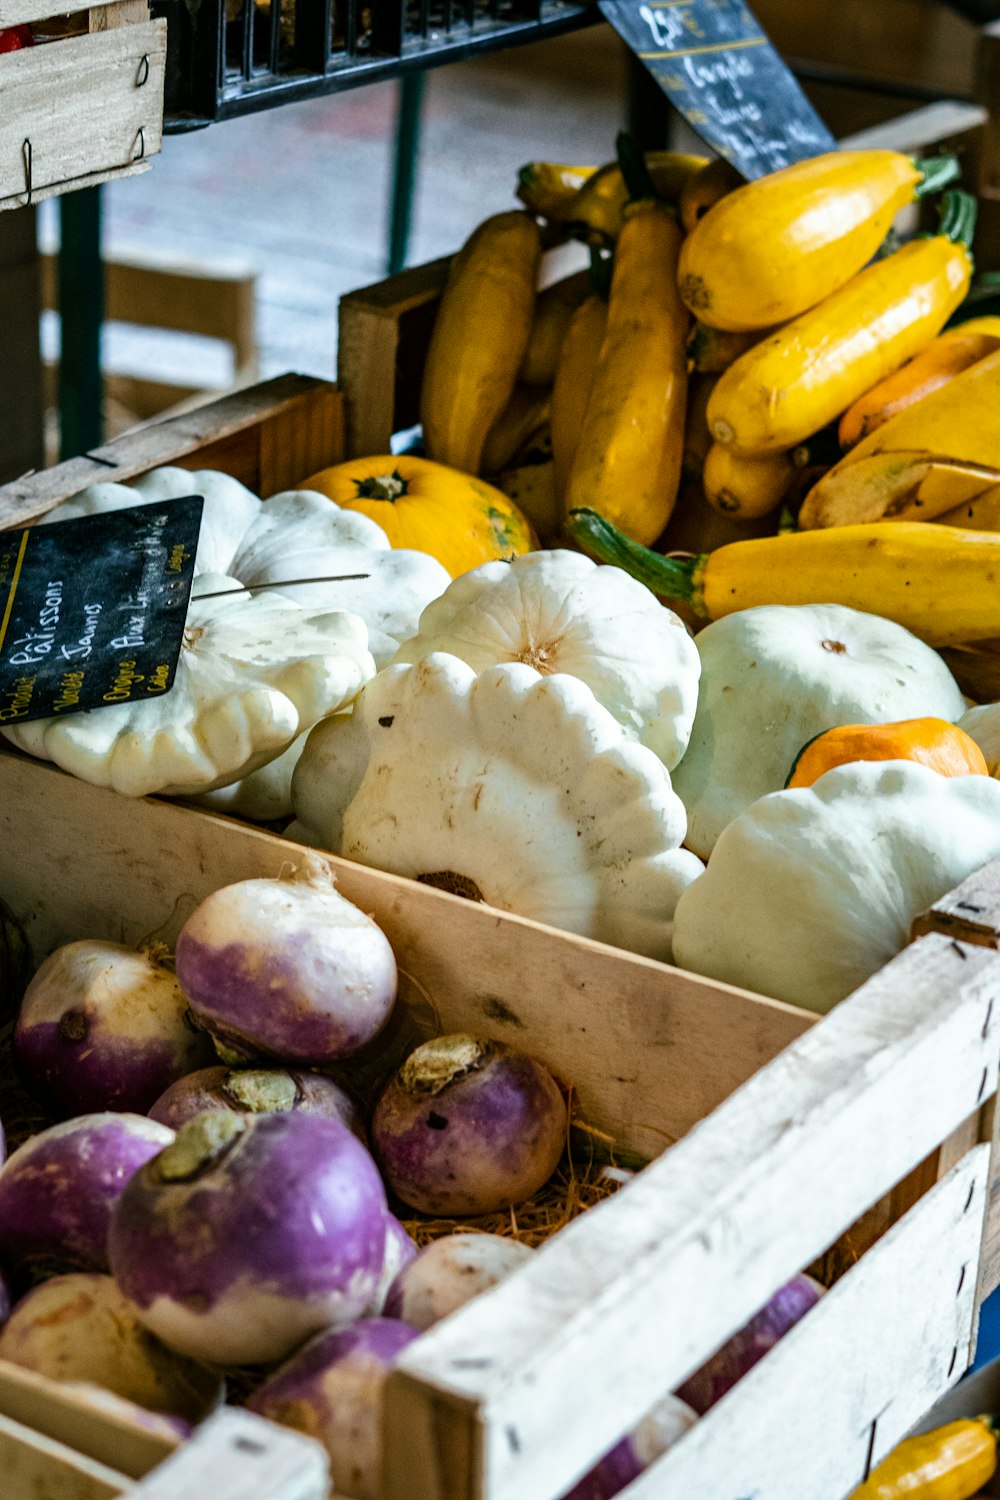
[337, 98, 997, 457]
[1, 751, 999, 1500]
[0, 0, 166, 212]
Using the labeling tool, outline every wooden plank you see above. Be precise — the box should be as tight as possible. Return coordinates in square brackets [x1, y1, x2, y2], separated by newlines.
[89, 1, 149, 29]
[1, 159, 151, 216]
[0, 0, 135, 20]
[0, 1410, 130, 1500]
[0, 24, 165, 210]
[0, 751, 814, 1164]
[338, 257, 448, 456]
[620, 1146, 988, 1500]
[837, 100, 989, 154]
[382, 934, 1000, 1500]
[131, 1410, 327, 1500]
[0, 373, 339, 523]
[0, 1364, 178, 1480]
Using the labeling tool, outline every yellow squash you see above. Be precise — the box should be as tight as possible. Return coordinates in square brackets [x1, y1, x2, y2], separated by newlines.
[420, 211, 541, 475]
[702, 444, 794, 520]
[565, 152, 708, 244]
[846, 1416, 997, 1499]
[679, 149, 959, 332]
[786, 718, 988, 788]
[679, 156, 743, 234]
[838, 315, 1000, 447]
[565, 199, 688, 544]
[298, 455, 538, 579]
[681, 372, 716, 485]
[551, 293, 609, 505]
[567, 508, 1000, 647]
[519, 270, 592, 385]
[516, 162, 598, 220]
[708, 191, 975, 457]
[686, 321, 766, 374]
[480, 385, 551, 477]
[801, 344, 1000, 528]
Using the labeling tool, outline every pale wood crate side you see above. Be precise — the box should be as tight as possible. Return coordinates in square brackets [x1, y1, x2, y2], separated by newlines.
[0, 158, 151, 217]
[0, 1363, 178, 1480]
[0, 752, 811, 1161]
[384, 935, 1000, 1500]
[0, 1411, 130, 1500]
[0, 373, 337, 525]
[0, 0, 138, 20]
[837, 100, 988, 153]
[258, 382, 344, 495]
[618, 1146, 987, 1500]
[0, 24, 165, 206]
[131, 1409, 328, 1500]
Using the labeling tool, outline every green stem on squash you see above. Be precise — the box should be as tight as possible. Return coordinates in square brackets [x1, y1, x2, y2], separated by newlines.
[615, 131, 661, 205]
[912, 153, 961, 198]
[567, 508, 706, 610]
[938, 188, 978, 251]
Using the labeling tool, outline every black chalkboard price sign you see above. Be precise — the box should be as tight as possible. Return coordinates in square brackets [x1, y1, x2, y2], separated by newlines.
[599, 0, 836, 180]
[0, 496, 202, 727]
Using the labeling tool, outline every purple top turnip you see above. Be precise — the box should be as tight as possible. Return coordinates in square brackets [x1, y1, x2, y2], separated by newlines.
[174, 856, 397, 1065]
[15, 940, 215, 1118]
[676, 1273, 824, 1414]
[560, 1396, 698, 1500]
[372, 1034, 566, 1216]
[0, 1113, 174, 1274]
[109, 1109, 389, 1365]
[384, 1232, 534, 1330]
[247, 1317, 419, 1500]
[148, 1065, 364, 1139]
[365, 1214, 418, 1316]
[0, 1273, 223, 1421]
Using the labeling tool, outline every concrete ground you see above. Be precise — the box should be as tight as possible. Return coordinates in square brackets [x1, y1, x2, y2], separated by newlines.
[42, 27, 630, 394]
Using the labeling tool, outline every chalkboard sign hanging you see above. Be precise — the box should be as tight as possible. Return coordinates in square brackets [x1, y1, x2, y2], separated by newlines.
[599, 0, 836, 180]
[0, 496, 202, 727]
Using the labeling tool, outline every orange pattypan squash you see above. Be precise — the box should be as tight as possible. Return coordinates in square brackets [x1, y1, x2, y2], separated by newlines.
[298, 454, 538, 579]
[786, 717, 989, 789]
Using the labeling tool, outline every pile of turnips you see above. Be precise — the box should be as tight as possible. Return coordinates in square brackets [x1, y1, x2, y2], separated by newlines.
[0, 864, 826, 1498]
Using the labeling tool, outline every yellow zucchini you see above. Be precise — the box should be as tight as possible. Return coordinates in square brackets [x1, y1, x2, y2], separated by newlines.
[551, 293, 609, 505]
[938, 480, 1000, 531]
[565, 198, 689, 544]
[567, 507, 1000, 647]
[421, 211, 541, 475]
[519, 270, 592, 385]
[846, 1416, 997, 1499]
[480, 385, 551, 477]
[681, 373, 716, 484]
[516, 162, 599, 220]
[564, 151, 708, 245]
[679, 157, 743, 234]
[702, 444, 794, 519]
[679, 149, 959, 332]
[686, 321, 767, 374]
[708, 191, 975, 457]
[801, 343, 1000, 527]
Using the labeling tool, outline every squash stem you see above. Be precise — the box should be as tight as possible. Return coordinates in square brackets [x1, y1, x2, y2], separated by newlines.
[615, 131, 661, 205]
[588, 247, 613, 300]
[938, 188, 978, 250]
[567, 508, 704, 609]
[912, 153, 961, 197]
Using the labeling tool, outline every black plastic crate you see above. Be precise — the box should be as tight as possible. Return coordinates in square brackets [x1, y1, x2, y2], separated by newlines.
[154, 0, 595, 127]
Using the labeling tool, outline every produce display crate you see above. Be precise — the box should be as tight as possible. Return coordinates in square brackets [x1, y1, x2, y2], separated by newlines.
[2, 721, 1000, 1499]
[0, 0, 166, 212]
[5, 377, 1000, 1497]
[153, 0, 593, 129]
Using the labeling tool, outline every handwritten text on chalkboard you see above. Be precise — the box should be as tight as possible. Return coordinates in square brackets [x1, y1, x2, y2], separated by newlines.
[599, 0, 835, 180]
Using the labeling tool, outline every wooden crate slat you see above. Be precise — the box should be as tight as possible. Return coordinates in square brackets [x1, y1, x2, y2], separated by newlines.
[0, 1364, 179, 1480]
[0, 374, 342, 525]
[619, 1145, 988, 1500]
[0, 24, 165, 210]
[131, 1409, 328, 1500]
[0, 1410, 131, 1500]
[383, 932, 1000, 1500]
[0, 0, 137, 21]
[0, 751, 814, 1162]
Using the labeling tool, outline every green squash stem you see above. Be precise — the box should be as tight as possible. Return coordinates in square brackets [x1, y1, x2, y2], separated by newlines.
[567, 508, 708, 612]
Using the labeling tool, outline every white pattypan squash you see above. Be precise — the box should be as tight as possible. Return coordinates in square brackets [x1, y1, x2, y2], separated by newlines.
[2, 576, 374, 798]
[291, 652, 704, 960]
[191, 732, 309, 822]
[672, 604, 966, 859]
[229, 490, 451, 668]
[45, 475, 450, 670]
[672, 760, 1000, 1012]
[960, 703, 1000, 776]
[42, 469, 261, 577]
[391, 550, 701, 770]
